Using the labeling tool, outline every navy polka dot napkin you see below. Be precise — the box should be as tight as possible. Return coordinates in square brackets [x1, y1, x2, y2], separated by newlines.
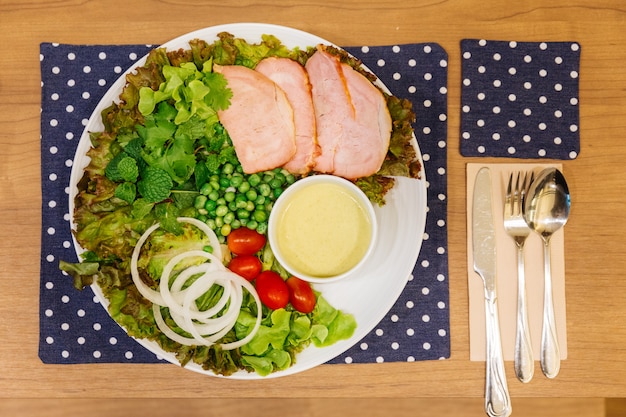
[39, 42, 450, 367]
[460, 39, 580, 159]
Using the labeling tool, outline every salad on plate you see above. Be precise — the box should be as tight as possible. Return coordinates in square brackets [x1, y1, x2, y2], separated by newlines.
[59, 27, 422, 377]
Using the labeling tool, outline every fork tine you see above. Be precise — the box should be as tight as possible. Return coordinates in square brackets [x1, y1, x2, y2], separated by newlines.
[521, 171, 534, 208]
[513, 172, 522, 215]
[505, 172, 513, 216]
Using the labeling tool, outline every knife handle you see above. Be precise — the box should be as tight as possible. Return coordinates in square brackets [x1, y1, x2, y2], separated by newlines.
[484, 298, 512, 417]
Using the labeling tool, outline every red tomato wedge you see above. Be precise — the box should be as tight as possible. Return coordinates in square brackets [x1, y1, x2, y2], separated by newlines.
[286, 276, 317, 313]
[255, 271, 289, 310]
[227, 255, 262, 281]
[227, 227, 266, 256]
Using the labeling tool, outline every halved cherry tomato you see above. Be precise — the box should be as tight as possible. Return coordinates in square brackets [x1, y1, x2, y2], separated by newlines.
[255, 271, 289, 310]
[286, 276, 317, 313]
[227, 255, 262, 281]
[227, 227, 266, 256]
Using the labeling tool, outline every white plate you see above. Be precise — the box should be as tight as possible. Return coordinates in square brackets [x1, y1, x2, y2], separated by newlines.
[69, 23, 427, 379]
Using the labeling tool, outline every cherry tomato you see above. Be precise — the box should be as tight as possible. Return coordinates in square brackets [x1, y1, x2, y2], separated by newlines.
[227, 227, 266, 256]
[286, 276, 317, 313]
[227, 255, 262, 281]
[255, 271, 289, 310]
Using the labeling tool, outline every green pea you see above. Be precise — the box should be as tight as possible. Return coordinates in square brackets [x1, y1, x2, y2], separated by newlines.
[224, 191, 236, 202]
[237, 208, 250, 219]
[204, 199, 217, 212]
[273, 188, 283, 199]
[230, 174, 244, 188]
[223, 212, 235, 224]
[252, 210, 267, 223]
[236, 196, 248, 209]
[245, 189, 258, 201]
[200, 183, 212, 196]
[256, 221, 268, 235]
[215, 216, 224, 228]
[222, 163, 234, 175]
[238, 181, 250, 194]
[194, 195, 208, 209]
[258, 183, 271, 197]
[255, 195, 266, 206]
[248, 173, 261, 187]
[231, 219, 241, 229]
[215, 205, 228, 217]
[208, 190, 220, 201]
[219, 177, 230, 189]
[269, 178, 282, 189]
[246, 220, 258, 230]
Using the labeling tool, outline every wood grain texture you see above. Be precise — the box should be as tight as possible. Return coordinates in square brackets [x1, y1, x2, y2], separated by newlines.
[0, 398, 610, 417]
[1, 0, 626, 406]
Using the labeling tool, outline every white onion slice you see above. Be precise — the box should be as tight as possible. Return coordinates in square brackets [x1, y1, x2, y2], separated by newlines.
[130, 222, 165, 305]
[177, 216, 223, 260]
[160, 250, 224, 318]
[131, 217, 262, 351]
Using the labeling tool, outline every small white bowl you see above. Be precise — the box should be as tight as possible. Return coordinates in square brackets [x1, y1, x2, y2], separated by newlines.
[268, 175, 377, 283]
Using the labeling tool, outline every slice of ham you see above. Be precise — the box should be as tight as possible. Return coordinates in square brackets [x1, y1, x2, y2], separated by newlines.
[306, 47, 392, 179]
[255, 57, 319, 175]
[214, 64, 296, 174]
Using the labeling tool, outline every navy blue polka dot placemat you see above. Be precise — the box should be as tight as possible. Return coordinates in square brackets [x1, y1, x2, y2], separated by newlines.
[39, 42, 450, 367]
[460, 39, 580, 159]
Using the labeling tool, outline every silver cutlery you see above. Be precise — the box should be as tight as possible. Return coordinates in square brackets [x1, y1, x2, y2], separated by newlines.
[503, 171, 535, 383]
[473, 167, 512, 417]
[524, 167, 571, 379]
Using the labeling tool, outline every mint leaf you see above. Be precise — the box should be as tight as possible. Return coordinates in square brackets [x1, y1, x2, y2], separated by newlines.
[104, 151, 127, 182]
[137, 167, 173, 203]
[114, 182, 136, 204]
[117, 156, 139, 182]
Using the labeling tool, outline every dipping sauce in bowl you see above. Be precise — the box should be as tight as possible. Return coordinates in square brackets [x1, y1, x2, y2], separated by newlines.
[268, 175, 377, 283]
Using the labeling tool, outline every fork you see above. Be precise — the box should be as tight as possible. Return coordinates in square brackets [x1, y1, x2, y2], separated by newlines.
[503, 171, 535, 383]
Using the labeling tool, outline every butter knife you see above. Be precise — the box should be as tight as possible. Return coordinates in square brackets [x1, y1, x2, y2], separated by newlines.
[473, 167, 512, 417]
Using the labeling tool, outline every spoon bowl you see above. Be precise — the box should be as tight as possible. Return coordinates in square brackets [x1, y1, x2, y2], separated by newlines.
[524, 167, 571, 379]
[524, 168, 571, 241]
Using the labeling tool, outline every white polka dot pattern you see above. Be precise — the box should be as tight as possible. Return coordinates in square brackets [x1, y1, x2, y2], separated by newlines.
[39, 42, 450, 366]
[460, 39, 580, 159]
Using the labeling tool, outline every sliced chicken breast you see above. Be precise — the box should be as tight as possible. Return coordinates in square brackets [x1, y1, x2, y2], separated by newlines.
[306, 47, 392, 179]
[331, 61, 392, 179]
[214, 64, 296, 174]
[255, 57, 319, 175]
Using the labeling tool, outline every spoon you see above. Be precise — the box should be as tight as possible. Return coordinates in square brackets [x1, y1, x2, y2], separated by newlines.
[524, 167, 571, 379]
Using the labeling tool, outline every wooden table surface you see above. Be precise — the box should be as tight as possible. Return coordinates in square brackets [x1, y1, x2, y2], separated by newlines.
[2, 0, 626, 414]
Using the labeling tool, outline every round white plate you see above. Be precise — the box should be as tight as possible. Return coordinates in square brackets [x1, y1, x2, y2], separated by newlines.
[69, 23, 427, 379]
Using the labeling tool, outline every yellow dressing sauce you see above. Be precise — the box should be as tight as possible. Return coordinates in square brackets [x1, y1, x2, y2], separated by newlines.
[275, 182, 372, 277]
